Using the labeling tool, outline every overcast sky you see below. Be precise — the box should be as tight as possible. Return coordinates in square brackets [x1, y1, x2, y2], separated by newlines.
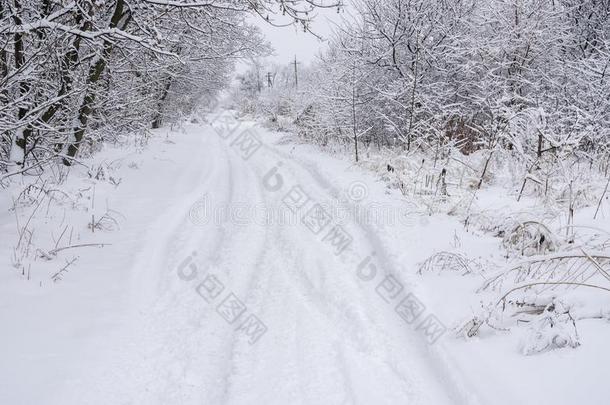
[250, 6, 347, 67]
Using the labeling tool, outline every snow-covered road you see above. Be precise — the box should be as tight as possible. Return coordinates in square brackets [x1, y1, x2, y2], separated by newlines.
[3, 111, 609, 405]
[29, 113, 469, 404]
[1, 112, 486, 404]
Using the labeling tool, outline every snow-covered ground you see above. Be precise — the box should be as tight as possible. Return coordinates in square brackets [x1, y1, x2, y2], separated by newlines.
[1, 111, 609, 404]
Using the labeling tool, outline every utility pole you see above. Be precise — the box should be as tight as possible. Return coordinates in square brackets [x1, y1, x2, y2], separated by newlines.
[293, 56, 299, 89]
[266, 72, 274, 88]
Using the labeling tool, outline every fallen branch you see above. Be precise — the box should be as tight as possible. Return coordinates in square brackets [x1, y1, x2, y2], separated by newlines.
[498, 282, 610, 307]
[581, 248, 610, 283]
[48, 243, 111, 256]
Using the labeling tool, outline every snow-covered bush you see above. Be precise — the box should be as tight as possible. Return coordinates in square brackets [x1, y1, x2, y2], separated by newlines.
[520, 300, 580, 355]
[418, 252, 481, 276]
[502, 221, 557, 257]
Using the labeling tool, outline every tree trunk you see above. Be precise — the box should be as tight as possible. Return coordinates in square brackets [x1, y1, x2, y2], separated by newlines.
[64, 0, 126, 165]
[11, 0, 29, 165]
[406, 43, 419, 152]
[43, 9, 90, 154]
[152, 76, 173, 129]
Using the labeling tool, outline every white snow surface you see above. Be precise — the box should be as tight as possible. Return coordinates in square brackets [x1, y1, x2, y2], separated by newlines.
[1, 111, 608, 404]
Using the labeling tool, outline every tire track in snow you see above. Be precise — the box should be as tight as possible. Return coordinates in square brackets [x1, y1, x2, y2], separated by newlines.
[204, 122, 361, 404]
[59, 127, 229, 404]
[213, 151, 273, 405]
[149, 127, 274, 404]
[155, 126, 278, 405]
[253, 144, 424, 403]
[260, 137, 475, 405]
[210, 124, 416, 403]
